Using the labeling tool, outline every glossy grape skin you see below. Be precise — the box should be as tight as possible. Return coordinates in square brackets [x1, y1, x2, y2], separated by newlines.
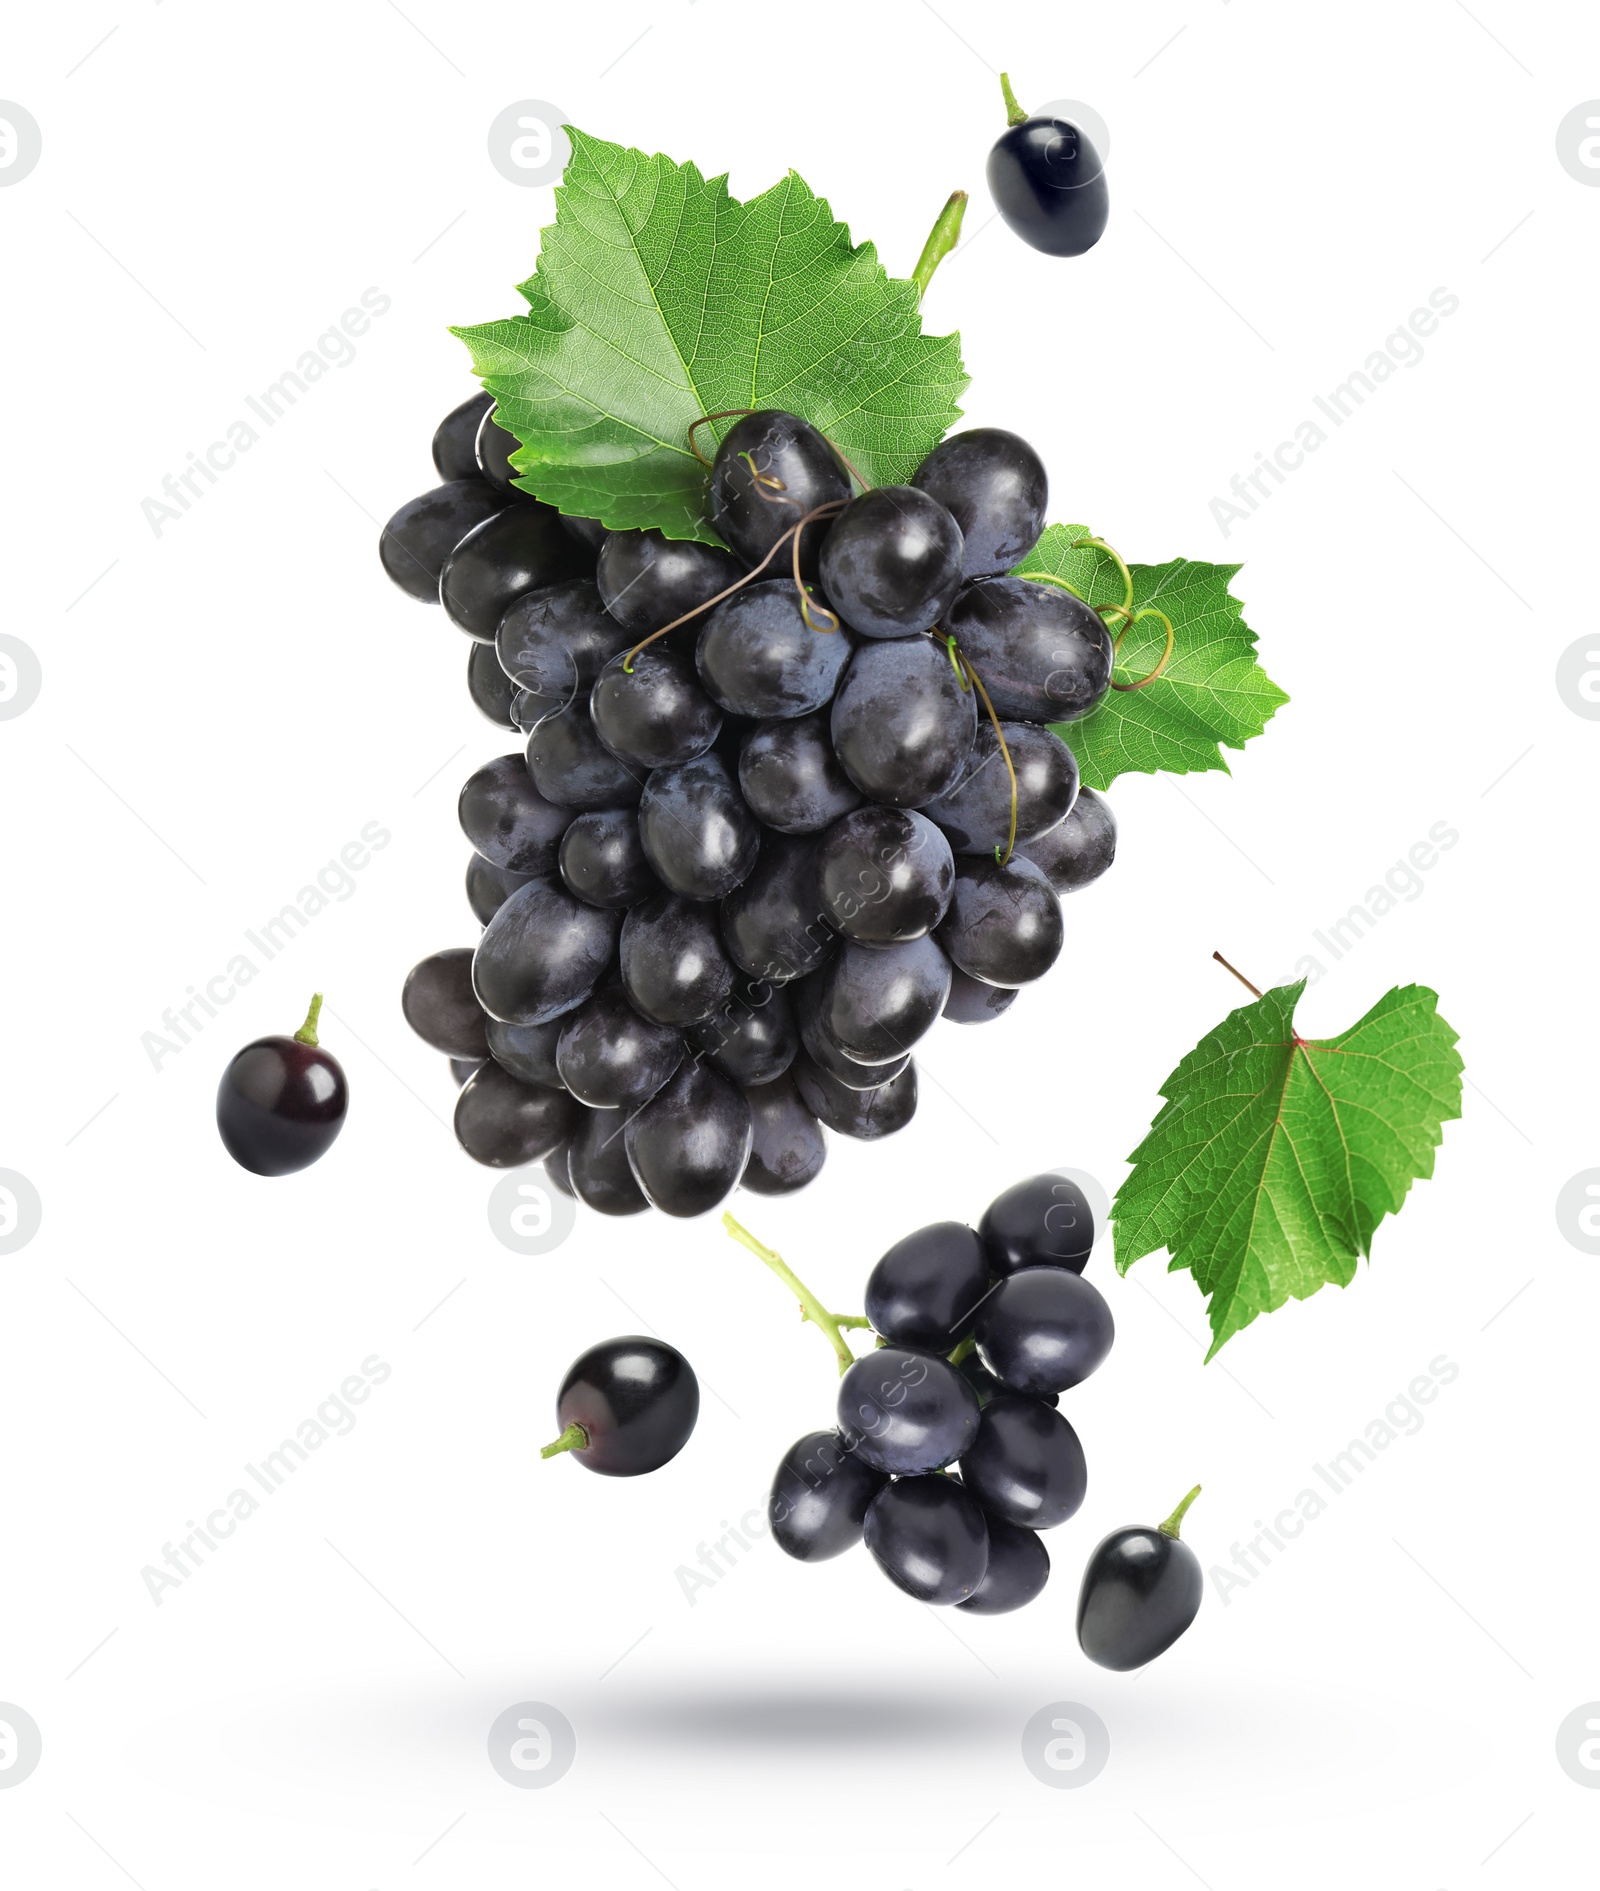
[620, 893, 737, 1027]
[1016, 784, 1116, 893]
[558, 808, 658, 909]
[544, 1142, 576, 1198]
[920, 722, 1079, 857]
[526, 701, 645, 810]
[863, 1475, 989, 1605]
[458, 754, 572, 876]
[553, 1337, 699, 1476]
[865, 1221, 990, 1351]
[912, 428, 1049, 579]
[512, 683, 563, 732]
[818, 486, 965, 639]
[495, 578, 633, 700]
[565, 1105, 650, 1216]
[981, 1172, 1094, 1276]
[638, 752, 760, 900]
[472, 877, 620, 1025]
[623, 1060, 753, 1217]
[956, 1515, 1050, 1615]
[555, 986, 684, 1109]
[718, 834, 834, 985]
[217, 1029, 348, 1176]
[816, 806, 954, 945]
[793, 975, 910, 1090]
[836, 1347, 980, 1474]
[597, 527, 742, 636]
[433, 391, 494, 482]
[485, 1016, 565, 1089]
[943, 967, 1019, 1025]
[467, 643, 518, 730]
[815, 935, 951, 1065]
[379, 480, 508, 602]
[695, 580, 854, 718]
[401, 949, 490, 1059]
[1078, 1524, 1202, 1670]
[687, 980, 797, 1086]
[738, 712, 863, 834]
[769, 1430, 887, 1561]
[937, 854, 1063, 987]
[792, 1050, 917, 1140]
[590, 647, 722, 772]
[709, 410, 851, 573]
[945, 577, 1113, 723]
[831, 638, 978, 807]
[740, 1073, 827, 1195]
[440, 502, 586, 641]
[959, 1394, 1087, 1530]
[454, 1060, 576, 1167]
[988, 113, 1109, 258]
[974, 1266, 1114, 1396]
[475, 403, 523, 494]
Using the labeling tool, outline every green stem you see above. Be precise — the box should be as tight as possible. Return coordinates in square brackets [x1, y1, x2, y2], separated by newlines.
[722, 1213, 863, 1376]
[947, 1332, 977, 1367]
[1000, 72, 1028, 127]
[1212, 953, 1264, 1000]
[1158, 1484, 1202, 1539]
[911, 189, 968, 299]
[540, 1421, 589, 1460]
[293, 993, 324, 1047]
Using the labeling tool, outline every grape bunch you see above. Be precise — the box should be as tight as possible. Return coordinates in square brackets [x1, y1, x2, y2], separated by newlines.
[383, 392, 1120, 1218]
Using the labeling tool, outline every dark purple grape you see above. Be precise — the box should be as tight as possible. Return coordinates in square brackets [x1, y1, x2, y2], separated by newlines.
[792, 1051, 917, 1140]
[837, 1346, 980, 1473]
[738, 712, 863, 834]
[831, 638, 977, 807]
[946, 577, 1113, 723]
[544, 1142, 576, 1197]
[590, 647, 721, 772]
[814, 934, 951, 1065]
[865, 1221, 990, 1351]
[943, 967, 1019, 1025]
[597, 528, 742, 636]
[638, 752, 759, 900]
[620, 893, 737, 1027]
[458, 754, 572, 875]
[686, 980, 797, 1086]
[512, 683, 564, 731]
[912, 428, 1049, 579]
[695, 580, 854, 718]
[495, 578, 633, 701]
[816, 806, 954, 944]
[623, 1060, 752, 1216]
[216, 997, 348, 1176]
[472, 877, 620, 1025]
[433, 391, 494, 482]
[561, 514, 607, 555]
[485, 1016, 565, 1089]
[402, 949, 489, 1059]
[1078, 1492, 1204, 1670]
[769, 1431, 887, 1561]
[718, 833, 834, 984]
[440, 503, 586, 641]
[454, 1060, 576, 1167]
[937, 854, 1063, 987]
[974, 1267, 1114, 1396]
[818, 487, 964, 639]
[919, 722, 1079, 856]
[379, 480, 508, 603]
[988, 108, 1109, 258]
[981, 1172, 1093, 1276]
[565, 1106, 650, 1215]
[792, 974, 910, 1090]
[555, 987, 684, 1109]
[449, 1057, 481, 1086]
[467, 642, 518, 730]
[1016, 784, 1116, 893]
[709, 411, 852, 573]
[546, 1337, 698, 1476]
[957, 1515, 1050, 1615]
[558, 808, 658, 909]
[475, 403, 522, 495]
[959, 1394, 1087, 1529]
[864, 1475, 989, 1604]
[526, 701, 645, 810]
[740, 1073, 827, 1195]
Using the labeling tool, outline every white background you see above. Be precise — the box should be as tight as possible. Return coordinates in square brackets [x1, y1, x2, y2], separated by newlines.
[2, 2, 1597, 1885]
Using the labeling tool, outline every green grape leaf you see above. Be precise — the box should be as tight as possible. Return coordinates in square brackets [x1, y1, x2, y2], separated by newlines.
[452, 128, 968, 544]
[1013, 524, 1288, 791]
[1113, 979, 1463, 1357]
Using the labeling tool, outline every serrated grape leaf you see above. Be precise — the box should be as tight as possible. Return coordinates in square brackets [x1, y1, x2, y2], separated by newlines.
[1113, 980, 1463, 1358]
[452, 128, 968, 545]
[1012, 524, 1287, 791]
